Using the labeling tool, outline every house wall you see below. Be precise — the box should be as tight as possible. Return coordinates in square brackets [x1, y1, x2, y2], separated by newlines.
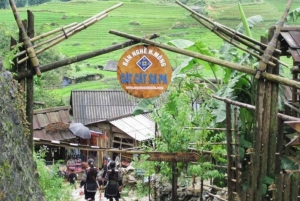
[86, 122, 137, 168]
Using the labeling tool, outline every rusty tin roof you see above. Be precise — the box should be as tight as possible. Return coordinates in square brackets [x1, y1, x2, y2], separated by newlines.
[33, 106, 76, 141]
[70, 90, 140, 125]
[280, 28, 300, 66]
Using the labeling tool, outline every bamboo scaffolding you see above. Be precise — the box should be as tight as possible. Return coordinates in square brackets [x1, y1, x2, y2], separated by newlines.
[255, 0, 294, 79]
[9, 0, 41, 76]
[14, 33, 159, 80]
[12, 22, 78, 50]
[212, 95, 300, 121]
[268, 36, 280, 176]
[109, 30, 300, 90]
[175, 0, 280, 54]
[16, 2, 123, 64]
[176, 0, 288, 68]
[189, 142, 232, 145]
[184, 127, 228, 131]
[190, 14, 287, 67]
[17, 14, 108, 64]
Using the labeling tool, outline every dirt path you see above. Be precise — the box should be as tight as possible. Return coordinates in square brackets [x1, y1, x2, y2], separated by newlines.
[70, 188, 149, 201]
[70, 188, 105, 201]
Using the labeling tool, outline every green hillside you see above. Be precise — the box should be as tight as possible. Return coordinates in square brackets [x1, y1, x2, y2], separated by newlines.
[1, 0, 299, 104]
[1, 0, 298, 67]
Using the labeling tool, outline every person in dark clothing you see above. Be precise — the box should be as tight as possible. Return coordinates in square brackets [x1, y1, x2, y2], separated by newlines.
[67, 169, 77, 189]
[103, 161, 123, 201]
[80, 158, 101, 201]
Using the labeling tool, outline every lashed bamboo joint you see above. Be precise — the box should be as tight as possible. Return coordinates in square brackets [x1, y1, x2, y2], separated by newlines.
[13, 2, 123, 65]
[9, 0, 41, 76]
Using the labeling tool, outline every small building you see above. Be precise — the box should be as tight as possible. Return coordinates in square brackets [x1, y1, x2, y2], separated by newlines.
[33, 106, 77, 165]
[70, 90, 157, 167]
[103, 60, 118, 72]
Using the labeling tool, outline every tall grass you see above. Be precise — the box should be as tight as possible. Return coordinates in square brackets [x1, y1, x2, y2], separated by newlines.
[34, 147, 73, 201]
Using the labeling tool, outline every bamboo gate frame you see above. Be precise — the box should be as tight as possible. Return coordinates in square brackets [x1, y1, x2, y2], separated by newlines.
[8, 0, 300, 200]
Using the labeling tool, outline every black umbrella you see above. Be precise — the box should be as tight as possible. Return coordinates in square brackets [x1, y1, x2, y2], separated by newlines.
[69, 123, 91, 139]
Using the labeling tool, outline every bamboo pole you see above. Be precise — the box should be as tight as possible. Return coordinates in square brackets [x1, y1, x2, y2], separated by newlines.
[226, 102, 235, 201]
[109, 30, 300, 90]
[251, 79, 265, 201]
[9, 0, 41, 76]
[12, 22, 77, 50]
[255, 0, 294, 79]
[290, 173, 299, 201]
[212, 95, 300, 121]
[175, 0, 281, 54]
[283, 173, 291, 201]
[16, 2, 123, 63]
[10, 37, 18, 73]
[26, 10, 34, 150]
[13, 33, 159, 80]
[190, 14, 287, 67]
[184, 127, 227, 131]
[17, 14, 108, 64]
[17, 20, 27, 91]
[268, 32, 280, 177]
[234, 107, 242, 197]
[189, 142, 231, 145]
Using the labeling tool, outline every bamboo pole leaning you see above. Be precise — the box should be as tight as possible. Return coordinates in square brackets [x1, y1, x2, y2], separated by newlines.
[255, 0, 294, 78]
[17, 14, 108, 64]
[20, 2, 123, 55]
[109, 30, 300, 90]
[175, 1, 280, 54]
[212, 95, 300, 121]
[16, 2, 123, 64]
[190, 14, 288, 67]
[14, 33, 159, 80]
[9, 0, 41, 76]
[175, 0, 288, 67]
[12, 22, 78, 50]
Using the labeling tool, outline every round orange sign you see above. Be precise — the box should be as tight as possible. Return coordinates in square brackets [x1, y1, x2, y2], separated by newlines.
[117, 45, 172, 98]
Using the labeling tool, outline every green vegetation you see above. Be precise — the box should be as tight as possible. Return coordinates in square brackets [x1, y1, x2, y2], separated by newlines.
[34, 147, 72, 201]
[50, 77, 121, 104]
[2, 0, 298, 67]
[1, 0, 299, 103]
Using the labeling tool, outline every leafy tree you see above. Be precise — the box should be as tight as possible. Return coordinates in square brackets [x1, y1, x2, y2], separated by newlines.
[15, 0, 27, 7]
[136, 76, 226, 183]
[28, 0, 39, 6]
[33, 48, 71, 109]
[0, 0, 8, 9]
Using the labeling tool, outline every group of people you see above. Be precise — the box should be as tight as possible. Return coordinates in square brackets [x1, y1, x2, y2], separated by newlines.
[68, 158, 122, 201]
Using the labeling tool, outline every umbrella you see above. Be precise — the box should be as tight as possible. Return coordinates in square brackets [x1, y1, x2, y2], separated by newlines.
[69, 123, 91, 139]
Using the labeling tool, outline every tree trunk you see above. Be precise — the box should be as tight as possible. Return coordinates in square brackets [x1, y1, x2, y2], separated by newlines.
[0, 60, 45, 201]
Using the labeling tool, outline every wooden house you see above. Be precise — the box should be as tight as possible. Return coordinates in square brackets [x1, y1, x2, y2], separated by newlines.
[33, 106, 77, 165]
[70, 90, 156, 167]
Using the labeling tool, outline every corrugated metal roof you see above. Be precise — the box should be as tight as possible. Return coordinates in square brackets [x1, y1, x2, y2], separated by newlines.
[71, 90, 140, 125]
[33, 106, 76, 141]
[103, 60, 118, 71]
[280, 30, 300, 65]
[110, 114, 155, 141]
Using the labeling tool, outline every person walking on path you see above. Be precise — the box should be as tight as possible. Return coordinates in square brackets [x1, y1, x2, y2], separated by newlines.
[103, 161, 123, 201]
[80, 158, 102, 201]
[68, 169, 78, 189]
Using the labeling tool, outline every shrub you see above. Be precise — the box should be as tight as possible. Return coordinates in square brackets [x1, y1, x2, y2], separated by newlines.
[171, 22, 188, 29]
[129, 21, 141, 26]
[34, 147, 72, 201]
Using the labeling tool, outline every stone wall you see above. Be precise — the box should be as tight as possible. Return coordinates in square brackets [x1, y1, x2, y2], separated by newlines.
[0, 61, 45, 201]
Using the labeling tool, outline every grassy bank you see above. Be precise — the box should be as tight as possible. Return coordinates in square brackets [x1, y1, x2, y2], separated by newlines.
[2, 0, 297, 66]
[1, 0, 299, 103]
